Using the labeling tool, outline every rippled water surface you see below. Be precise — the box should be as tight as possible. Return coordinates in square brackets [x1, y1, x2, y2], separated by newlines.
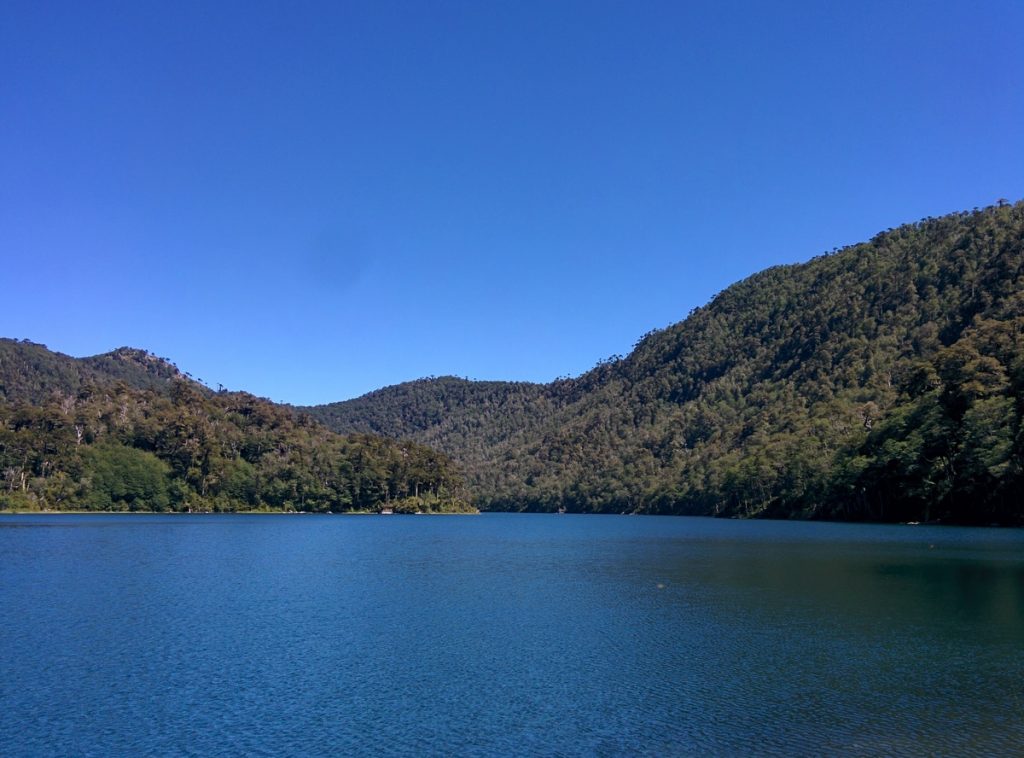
[1, 513, 1022, 756]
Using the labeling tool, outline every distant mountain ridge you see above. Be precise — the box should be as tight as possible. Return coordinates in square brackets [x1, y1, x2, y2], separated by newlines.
[303, 202, 1024, 524]
[0, 339, 191, 404]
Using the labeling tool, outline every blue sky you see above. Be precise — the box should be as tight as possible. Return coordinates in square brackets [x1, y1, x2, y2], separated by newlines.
[3, 1, 1022, 405]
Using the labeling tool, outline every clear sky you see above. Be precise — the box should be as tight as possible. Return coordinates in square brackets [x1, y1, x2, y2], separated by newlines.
[2, 1, 1022, 405]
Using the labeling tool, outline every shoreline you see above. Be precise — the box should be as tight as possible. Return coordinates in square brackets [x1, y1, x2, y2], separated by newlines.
[0, 509, 1015, 526]
[0, 509, 480, 516]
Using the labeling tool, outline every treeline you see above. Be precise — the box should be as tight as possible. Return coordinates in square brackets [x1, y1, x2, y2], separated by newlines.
[306, 202, 1024, 524]
[0, 376, 473, 513]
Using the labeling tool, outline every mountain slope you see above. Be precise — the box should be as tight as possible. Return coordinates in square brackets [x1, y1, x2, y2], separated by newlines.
[0, 345, 473, 514]
[305, 202, 1024, 523]
[0, 340, 190, 403]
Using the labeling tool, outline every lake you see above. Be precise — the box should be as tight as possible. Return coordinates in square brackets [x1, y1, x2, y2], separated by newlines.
[1, 513, 1022, 756]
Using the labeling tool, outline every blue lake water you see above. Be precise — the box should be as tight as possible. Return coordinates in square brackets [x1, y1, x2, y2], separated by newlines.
[1, 513, 1022, 756]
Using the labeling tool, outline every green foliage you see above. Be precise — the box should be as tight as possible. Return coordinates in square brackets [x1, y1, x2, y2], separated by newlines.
[0, 374, 472, 513]
[80, 444, 173, 511]
[5, 202, 1022, 523]
[305, 202, 1024, 524]
[0, 341, 185, 404]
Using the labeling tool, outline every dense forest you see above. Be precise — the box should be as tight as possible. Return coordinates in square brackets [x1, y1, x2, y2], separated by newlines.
[5, 203, 1022, 522]
[305, 202, 1024, 525]
[0, 342, 474, 513]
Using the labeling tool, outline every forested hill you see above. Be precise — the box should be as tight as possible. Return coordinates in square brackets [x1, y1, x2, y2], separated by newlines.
[305, 202, 1024, 524]
[0, 343, 473, 514]
[0, 340, 194, 403]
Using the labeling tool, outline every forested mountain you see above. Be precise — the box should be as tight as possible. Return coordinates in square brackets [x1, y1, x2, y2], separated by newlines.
[6, 203, 1022, 522]
[0, 340, 189, 403]
[0, 342, 473, 513]
[305, 202, 1024, 524]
